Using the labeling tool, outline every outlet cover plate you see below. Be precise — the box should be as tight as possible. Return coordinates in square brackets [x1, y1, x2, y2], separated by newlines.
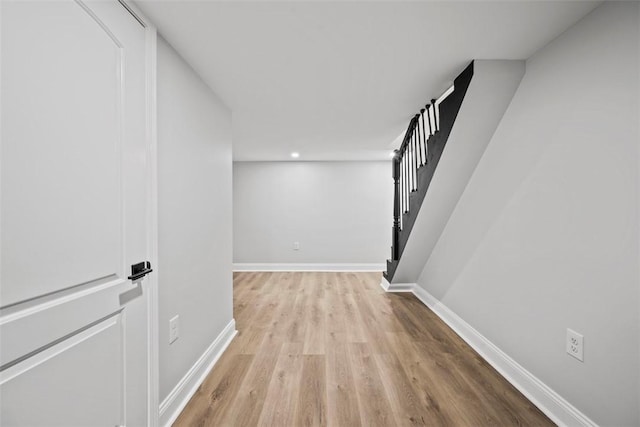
[169, 315, 180, 344]
[566, 328, 583, 362]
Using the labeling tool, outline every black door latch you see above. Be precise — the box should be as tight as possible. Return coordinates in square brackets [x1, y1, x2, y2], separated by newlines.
[128, 261, 153, 281]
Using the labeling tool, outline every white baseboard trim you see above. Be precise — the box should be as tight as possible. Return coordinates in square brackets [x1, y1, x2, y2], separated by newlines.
[379, 277, 414, 292]
[159, 319, 237, 427]
[233, 263, 385, 272]
[384, 283, 597, 427]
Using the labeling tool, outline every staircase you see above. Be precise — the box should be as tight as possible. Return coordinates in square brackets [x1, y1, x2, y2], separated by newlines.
[384, 60, 526, 284]
[384, 62, 474, 281]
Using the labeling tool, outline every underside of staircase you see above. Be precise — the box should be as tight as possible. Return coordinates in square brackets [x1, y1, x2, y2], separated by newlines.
[384, 60, 525, 284]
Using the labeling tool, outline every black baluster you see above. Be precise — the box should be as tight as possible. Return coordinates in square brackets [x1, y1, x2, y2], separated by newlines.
[392, 150, 400, 260]
[399, 152, 402, 218]
[401, 151, 405, 216]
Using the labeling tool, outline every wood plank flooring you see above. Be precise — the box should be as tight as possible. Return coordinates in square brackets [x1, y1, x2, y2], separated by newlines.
[174, 272, 553, 426]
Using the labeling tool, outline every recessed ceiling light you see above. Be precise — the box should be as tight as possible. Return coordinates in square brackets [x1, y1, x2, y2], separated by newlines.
[290, 152, 300, 158]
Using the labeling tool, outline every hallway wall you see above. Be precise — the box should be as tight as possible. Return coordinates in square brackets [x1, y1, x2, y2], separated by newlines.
[233, 161, 392, 267]
[157, 36, 233, 409]
[416, 2, 639, 425]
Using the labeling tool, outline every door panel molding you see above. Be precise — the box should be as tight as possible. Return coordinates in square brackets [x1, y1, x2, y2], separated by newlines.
[0, 310, 123, 373]
[0, 273, 118, 313]
[1, 0, 127, 306]
[0, 278, 129, 369]
[1, 313, 126, 426]
[75, 0, 124, 48]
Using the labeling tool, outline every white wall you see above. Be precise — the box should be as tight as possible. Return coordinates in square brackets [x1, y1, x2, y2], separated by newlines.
[416, 3, 639, 425]
[233, 161, 392, 266]
[157, 36, 233, 404]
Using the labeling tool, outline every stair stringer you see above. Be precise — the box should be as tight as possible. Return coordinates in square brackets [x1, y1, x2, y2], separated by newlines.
[391, 60, 525, 284]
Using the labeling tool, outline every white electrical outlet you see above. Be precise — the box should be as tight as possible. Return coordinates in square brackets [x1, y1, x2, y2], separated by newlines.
[566, 328, 583, 362]
[293, 241, 300, 251]
[169, 315, 180, 344]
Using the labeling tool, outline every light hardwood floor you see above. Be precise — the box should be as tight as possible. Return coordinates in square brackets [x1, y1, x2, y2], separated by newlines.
[174, 272, 553, 426]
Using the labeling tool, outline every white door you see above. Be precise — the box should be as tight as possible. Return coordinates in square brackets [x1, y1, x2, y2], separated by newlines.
[1, 1, 153, 425]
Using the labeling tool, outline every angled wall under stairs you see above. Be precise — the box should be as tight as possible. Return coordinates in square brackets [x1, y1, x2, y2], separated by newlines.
[385, 60, 525, 283]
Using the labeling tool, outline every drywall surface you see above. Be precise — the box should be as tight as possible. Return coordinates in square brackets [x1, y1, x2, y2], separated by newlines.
[233, 161, 392, 265]
[416, 3, 639, 425]
[157, 36, 233, 402]
[392, 60, 525, 283]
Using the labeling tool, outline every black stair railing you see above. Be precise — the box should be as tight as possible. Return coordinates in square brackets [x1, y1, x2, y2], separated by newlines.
[392, 106, 436, 256]
[386, 62, 474, 281]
